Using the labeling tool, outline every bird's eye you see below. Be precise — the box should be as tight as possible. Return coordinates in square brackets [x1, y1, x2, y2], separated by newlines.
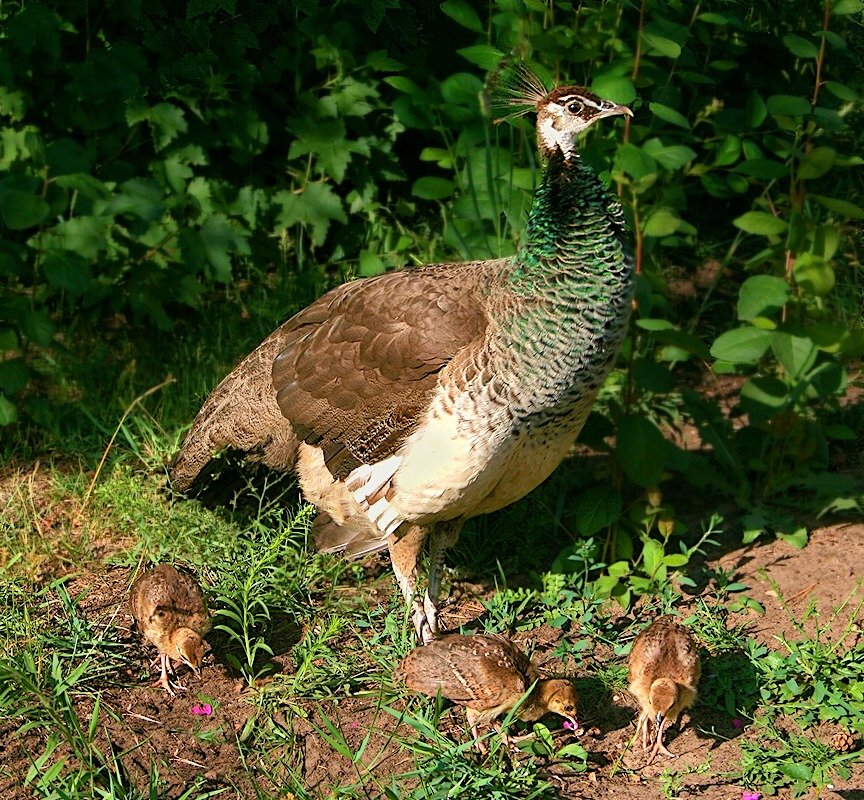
[567, 100, 583, 114]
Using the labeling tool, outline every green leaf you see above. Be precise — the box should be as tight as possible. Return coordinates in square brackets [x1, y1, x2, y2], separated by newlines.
[440, 0, 483, 32]
[457, 45, 503, 70]
[714, 135, 741, 167]
[41, 250, 91, 295]
[614, 143, 658, 182]
[616, 416, 668, 488]
[783, 34, 819, 58]
[198, 214, 250, 283]
[632, 359, 675, 393]
[833, 0, 864, 14]
[771, 331, 818, 379]
[737, 275, 790, 320]
[733, 211, 787, 236]
[384, 76, 421, 94]
[20, 309, 55, 346]
[590, 75, 637, 105]
[642, 539, 664, 576]
[105, 178, 165, 221]
[777, 529, 808, 549]
[412, 177, 454, 201]
[710, 327, 773, 363]
[793, 254, 835, 296]
[740, 376, 790, 421]
[273, 183, 347, 247]
[573, 486, 622, 536]
[810, 194, 864, 219]
[767, 95, 812, 117]
[127, 102, 189, 151]
[744, 92, 768, 129]
[649, 102, 690, 129]
[358, 250, 384, 277]
[0, 190, 50, 229]
[0, 358, 29, 394]
[733, 159, 788, 179]
[642, 31, 681, 58]
[823, 81, 859, 101]
[40, 216, 110, 258]
[643, 207, 682, 237]
[798, 146, 835, 180]
[640, 140, 696, 171]
[0, 394, 17, 425]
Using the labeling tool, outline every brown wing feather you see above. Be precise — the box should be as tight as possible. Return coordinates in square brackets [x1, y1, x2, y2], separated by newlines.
[400, 634, 534, 710]
[271, 265, 490, 479]
[628, 616, 700, 694]
[130, 565, 211, 644]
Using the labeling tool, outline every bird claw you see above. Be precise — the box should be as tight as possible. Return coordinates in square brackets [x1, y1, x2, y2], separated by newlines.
[412, 593, 441, 644]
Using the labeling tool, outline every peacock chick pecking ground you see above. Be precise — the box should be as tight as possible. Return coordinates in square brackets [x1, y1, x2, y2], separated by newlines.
[130, 564, 212, 696]
[627, 615, 701, 764]
[398, 633, 578, 750]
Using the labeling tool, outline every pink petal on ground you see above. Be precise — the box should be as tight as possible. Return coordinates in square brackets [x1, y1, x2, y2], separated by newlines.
[742, 791, 760, 800]
[190, 703, 213, 716]
[563, 720, 579, 731]
[732, 718, 744, 729]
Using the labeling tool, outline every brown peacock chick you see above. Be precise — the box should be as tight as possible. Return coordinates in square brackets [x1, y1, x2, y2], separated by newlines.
[627, 615, 701, 763]
[130, 564, 212, 695]
[399, 633, 578, 748]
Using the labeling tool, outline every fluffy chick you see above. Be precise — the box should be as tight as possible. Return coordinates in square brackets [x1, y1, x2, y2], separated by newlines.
[628, 615, 700, 763]
[399, 633, 578, 748]
[130, 564, 211, 695]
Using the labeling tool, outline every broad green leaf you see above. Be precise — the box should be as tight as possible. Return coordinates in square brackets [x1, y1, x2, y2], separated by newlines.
[590, 75, 637, 105]
[810, 194, 864, 219]
[0, 358, 29, 394]
[744, 92, 768, 129]
[793, 254, 835, 296]
[771, 331, 818, 379]
[0, 394, 16, 425]
[440, 0, 483, 32]
[20, 309, 55, 346]
[632, 359, 675, 393]
[636, 318, 675, 331]
[710, 327, 773, 363]
[440, 72, 483, 106]
[614, 143, 658, 182]
[273, 183, 347, 247]
[642, 539, 664, 577]
[412, 177, 454, 200]
[0, 190, 50, 229]
[783, 34, 819, 58]
[733, 211, 787, 236]
[366, 51, 406, 72]
[616, 415, 668, 488]
[105, 178, 165, 221]
[714, 135, 741, 167]
[573, 486, 622, 536]
[457, 45, 503, 70]
[640, 140, 696, 171]
[833, 0, 864, 14]
[39, 216, 109, 258]
[0, 329, 17, 350]
[740, 376, 790, 422]
[779, 763, 812, 781]
[777, 529, 808, 549]
[384, 76, 421, 94]
[733, 159, 788, 179]
[737, 275, 790, 320]
[824, 81, 859, 101]
[642, 31, 681, 58]
[652, 330, 710, 360]
[643, 208, 682, 237]
[767, 95, 812, 117]
[54, 173, 110, 199]
[198, 214, 251, 283]
[649, 102, 690, 129]
[41, 250, 91, 295]
[358, 250, 384, 277]
[798, 146, 835, 180]
[127, 102, 188, 151]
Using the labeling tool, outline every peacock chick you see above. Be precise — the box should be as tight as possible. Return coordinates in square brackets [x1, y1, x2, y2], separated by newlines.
[399, 633, 578, 748]
[130, 564, 212, 695]
[627, 615, 700, 763]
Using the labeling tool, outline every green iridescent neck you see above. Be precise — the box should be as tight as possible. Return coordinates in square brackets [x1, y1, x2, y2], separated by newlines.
[510, 150, 629, 292]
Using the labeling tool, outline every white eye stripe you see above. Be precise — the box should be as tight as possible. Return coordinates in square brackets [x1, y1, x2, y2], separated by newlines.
[557, 95, 607, 112]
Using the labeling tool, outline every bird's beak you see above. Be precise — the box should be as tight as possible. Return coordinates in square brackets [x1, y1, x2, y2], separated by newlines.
[599, 103, 633, 121]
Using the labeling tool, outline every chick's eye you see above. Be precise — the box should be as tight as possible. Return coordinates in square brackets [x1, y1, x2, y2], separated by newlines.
[567, 101, 583, 114]
[565, 704, 575, 711]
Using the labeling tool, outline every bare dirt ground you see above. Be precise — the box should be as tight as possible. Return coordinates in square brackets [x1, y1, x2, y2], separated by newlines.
[2, 515, 862, 800]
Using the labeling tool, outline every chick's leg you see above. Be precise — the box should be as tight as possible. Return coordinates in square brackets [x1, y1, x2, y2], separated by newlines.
[155, 654, 175, 695]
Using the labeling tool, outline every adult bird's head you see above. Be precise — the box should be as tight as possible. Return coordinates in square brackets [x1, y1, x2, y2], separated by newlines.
[485, 60, 632, 160]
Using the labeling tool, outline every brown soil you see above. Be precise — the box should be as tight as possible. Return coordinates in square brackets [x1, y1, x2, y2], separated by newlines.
[2, 519, 862, 800]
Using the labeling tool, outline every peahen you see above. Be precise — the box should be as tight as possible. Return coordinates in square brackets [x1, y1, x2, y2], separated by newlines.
[170, 63, 635, 643]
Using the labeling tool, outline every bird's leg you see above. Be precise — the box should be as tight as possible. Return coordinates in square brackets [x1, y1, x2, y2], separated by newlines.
[646, 717, 674, 764]
[637, 711, 650, 752]
[466, 709, 488, 754]
[155, 654, 175, 695]
[422, 520, 462, 640]
[388, 525, 430, 643]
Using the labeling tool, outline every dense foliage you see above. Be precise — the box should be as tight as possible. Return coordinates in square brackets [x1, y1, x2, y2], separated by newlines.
[1, 0, 862, 593]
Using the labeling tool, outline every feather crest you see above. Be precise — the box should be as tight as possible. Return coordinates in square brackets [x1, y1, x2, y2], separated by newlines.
[484, 59, 552, 122]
